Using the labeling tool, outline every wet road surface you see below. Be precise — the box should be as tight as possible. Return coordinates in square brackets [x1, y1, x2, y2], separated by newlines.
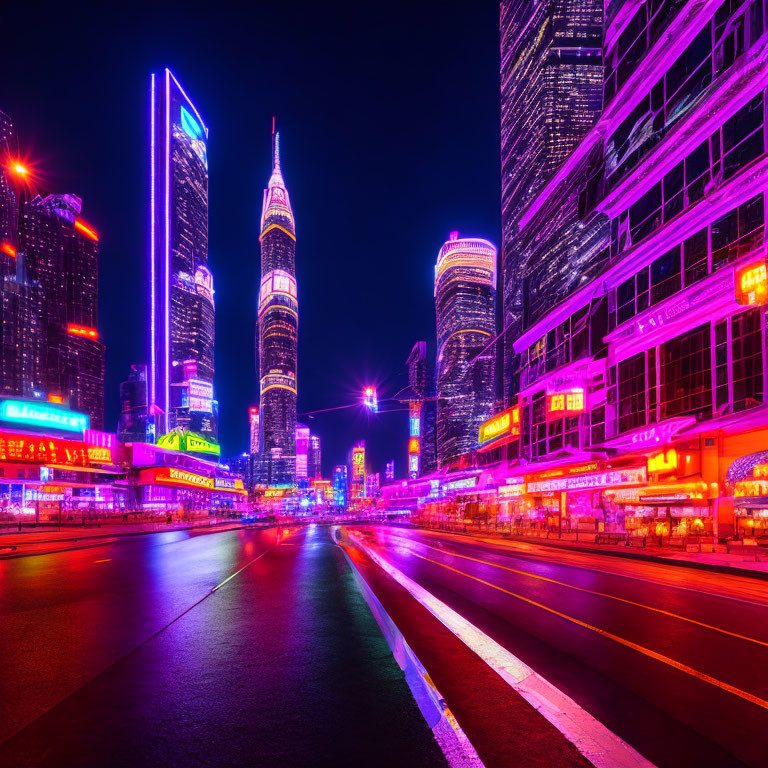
[0, 525, 447, 767]
[354, 525, 768, 768]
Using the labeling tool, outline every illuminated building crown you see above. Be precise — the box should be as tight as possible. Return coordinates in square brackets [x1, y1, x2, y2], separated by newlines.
[260, 128, 295, 235]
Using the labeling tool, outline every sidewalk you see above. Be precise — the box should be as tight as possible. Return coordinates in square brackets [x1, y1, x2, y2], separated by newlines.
[424, 527, 768, 579]
[0, 519, 254, 557]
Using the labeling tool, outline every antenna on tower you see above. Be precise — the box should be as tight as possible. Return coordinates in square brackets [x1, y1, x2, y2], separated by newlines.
[271, 117, 280, 171]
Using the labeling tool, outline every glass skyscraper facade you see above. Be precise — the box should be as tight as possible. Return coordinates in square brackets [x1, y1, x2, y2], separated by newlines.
[149, 69, 214, 439]
[256, 129, 298, 486]
[500, 0, 603, 403]
[434, 232, 497, 468]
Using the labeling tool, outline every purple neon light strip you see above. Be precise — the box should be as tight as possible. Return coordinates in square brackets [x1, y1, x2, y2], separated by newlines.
[164, 68, 171, 422]
[149, 73, 156, 410]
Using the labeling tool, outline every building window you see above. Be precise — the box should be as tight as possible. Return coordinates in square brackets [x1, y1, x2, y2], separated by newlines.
[589, 405, 606, 446]
[650, 246, 682, 305]
[660, 325, 712, 419]
[714, 319, 729, 412]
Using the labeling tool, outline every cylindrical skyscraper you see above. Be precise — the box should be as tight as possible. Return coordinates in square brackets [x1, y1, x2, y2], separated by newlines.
[435, 232, 496, 468]
[257, 127, 297, 486]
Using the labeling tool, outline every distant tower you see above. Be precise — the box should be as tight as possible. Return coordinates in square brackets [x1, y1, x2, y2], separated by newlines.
[149, 69, 214, 438]
[256, 122, 298, 485]
[434, 232, 496, 468]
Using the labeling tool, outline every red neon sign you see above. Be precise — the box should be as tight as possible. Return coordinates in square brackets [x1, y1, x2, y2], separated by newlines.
[1, 242, 16, 258]
[67, 324, 99, 340]
[0, 432, 104, 468]
[546, 389, 585, 417]
[74, 219, 99, 241]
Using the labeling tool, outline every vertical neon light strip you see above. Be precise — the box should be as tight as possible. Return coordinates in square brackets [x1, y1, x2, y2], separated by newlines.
[164, 68, 171, 424]
[149, 73, 156, 411]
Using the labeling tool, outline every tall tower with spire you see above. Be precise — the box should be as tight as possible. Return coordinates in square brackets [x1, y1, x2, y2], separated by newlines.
[256, 122, 298, 485]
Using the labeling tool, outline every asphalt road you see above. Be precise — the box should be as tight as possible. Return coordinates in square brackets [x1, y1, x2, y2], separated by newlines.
[0, 525, 447, 768]
[355, 526, 768, 768]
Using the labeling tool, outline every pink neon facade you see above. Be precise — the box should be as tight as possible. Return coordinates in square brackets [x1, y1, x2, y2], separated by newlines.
[386, 1, 768, 544]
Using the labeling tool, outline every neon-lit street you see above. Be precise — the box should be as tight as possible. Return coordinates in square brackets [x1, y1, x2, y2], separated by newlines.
[0, 526, 447, 767]
[342, 525, 768, 767]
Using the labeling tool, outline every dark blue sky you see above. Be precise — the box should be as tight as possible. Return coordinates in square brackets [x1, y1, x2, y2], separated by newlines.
[1, 1, 501, 476]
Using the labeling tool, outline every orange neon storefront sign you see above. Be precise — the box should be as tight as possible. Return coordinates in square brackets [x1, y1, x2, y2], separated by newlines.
[648, 449, 678, 474]
[149, 467, 214, 490]
[735, 261, 768, 305]
[478, 406, 520, 445]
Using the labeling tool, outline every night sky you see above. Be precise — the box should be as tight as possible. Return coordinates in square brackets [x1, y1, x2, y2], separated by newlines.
[1, 1, 501, 476]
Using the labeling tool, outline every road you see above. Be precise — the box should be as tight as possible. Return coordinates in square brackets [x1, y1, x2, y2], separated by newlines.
[351, 525, 768, 768]
[0, 525, 447, 768]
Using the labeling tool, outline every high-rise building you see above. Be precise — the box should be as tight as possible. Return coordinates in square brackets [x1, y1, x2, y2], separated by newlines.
[256, 125, 298, 486]
[405, 341, 438, 477]
[504, 0, 768, 544]
[0, 113, 44, 399]
[21, 194, 105, 427]
[434, 232, 496, 468]
[308, 434, 322, 480]
[117, 364, 149, 442]
[295, 423, 310, 481]
[149, 69, 214, 439]
[500, 0, 603, 403]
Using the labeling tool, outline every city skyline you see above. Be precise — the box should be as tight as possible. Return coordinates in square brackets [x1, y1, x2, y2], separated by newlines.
[0, 1, 500, 474]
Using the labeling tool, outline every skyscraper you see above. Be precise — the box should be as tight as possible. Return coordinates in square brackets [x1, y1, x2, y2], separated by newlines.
[434, 232, 496, 468]
[20, 193, 105, 427]
[256, 126, 298, 486]
[405, 341, 437, 477]
[308, 434, 321, 480]
[500, 0, 603, 402]
[149, 69, 214, 439]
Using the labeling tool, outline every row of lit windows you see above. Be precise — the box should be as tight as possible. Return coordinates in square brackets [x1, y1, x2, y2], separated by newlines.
[606, 0, 766, 190]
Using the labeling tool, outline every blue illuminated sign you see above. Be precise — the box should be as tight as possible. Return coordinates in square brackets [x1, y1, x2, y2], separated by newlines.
[180, 106, 202, 140]
[0, 400, 89, 433]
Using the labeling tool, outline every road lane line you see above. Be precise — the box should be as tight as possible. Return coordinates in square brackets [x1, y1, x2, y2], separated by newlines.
[392, 528, 768, 608]
[408, 550, 768, 712]
[350, 536, 652, 768]
[392, 538, 768, 648]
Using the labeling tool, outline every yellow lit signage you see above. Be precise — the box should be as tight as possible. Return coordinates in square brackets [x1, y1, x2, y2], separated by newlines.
[151, 467, 214, 490]
[735, 261, 768, 306]
[546, 389, 585, 417]
[648, 449, 678, 474]
[478, 406, 520, 445]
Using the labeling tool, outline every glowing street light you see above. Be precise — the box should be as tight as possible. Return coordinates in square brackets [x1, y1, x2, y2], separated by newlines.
[363, 386, 378, 412]
[12, 162, 29, 177]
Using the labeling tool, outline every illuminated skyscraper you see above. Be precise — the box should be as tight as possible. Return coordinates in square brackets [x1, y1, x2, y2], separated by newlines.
[435, 232, 496, 468]
[256, 125, 298, 486]
[500, 0, 603, 402]
[308, 434, 321, 480]
[405, 341, 437, 477]
[149, 69, 214, 438]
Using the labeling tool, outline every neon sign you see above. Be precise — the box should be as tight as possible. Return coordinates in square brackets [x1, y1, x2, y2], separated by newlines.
[648, 449, 678, 474]
[188, 379, 213, 413]
[735, 261, 768, 306]
[0, 432, 94, 468]
[478, 406, 520, 445]
[87, 446, 113, 464]
[67, 324, 99, 340]
[546, 389, 585, 417]
[444, 476, 479, 492]
[0, 400, 89, 433]
[151, 467, 214, 490]
[185, 433, 220, 456]
[527, 467, 646, 493]
[1, 242, 16, 258]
